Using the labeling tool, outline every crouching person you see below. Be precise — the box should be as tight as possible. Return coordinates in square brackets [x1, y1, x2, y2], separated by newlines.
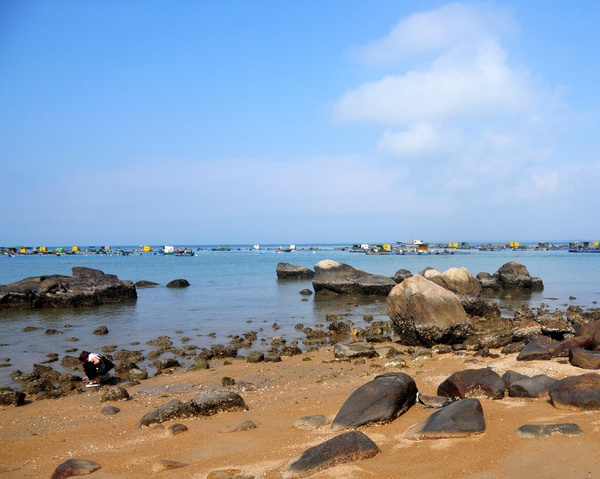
[79, 350, 115, 387]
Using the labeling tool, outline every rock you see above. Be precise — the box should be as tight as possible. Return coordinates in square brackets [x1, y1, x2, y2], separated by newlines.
[328, 321, 351, 335]
[101, 405, 120, 415]
[332, 372, 417, 431]
[508, 375, 557, 398]
[0, 390, 25, 407]
[416, 393, 454, 408]
[220, 420, 256, 433]
[333, 343, 376, 360]
[135, 280, 159, 288]
[406, 398, 486, 439]
[50, 459, 101, 479]
[299, 289, 313, 295]
[281, 430, 380, 479]
[93, 325, 109, 335]
[136, 399, 198, 428]
[166, 279, 190, 288]
[293, 415, 331, 431]
[387, 275, 472, 346]
[100, 386, 130, 402]
[460, 295, 501, 319]
[151, 459, 187, 473]
[437, 368, 505, 400]
[189, 390, 247, 416]
[516, 336, 553, 361]
[127, 368, 148, 380]
[276, 263, 314, 279]
[493, 262, 544, 292]
[440, 267, 482, 295]
[207, 469, 255, 479]
[516, 423, 583, 438]
[501, 370, 528, 389]
[281, 345, 302, 356]
[392, 269, 412, 284]
[549, 373, 600, 410]
[165, 423, 189, 437]
[0, 267, 136, 311]
[246, 351, 264, 363]
[569, 348, 600, 369]
[312, 260, 396, 296]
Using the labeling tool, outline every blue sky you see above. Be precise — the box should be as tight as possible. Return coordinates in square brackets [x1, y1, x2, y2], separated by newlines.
[1, 1, 599, 246]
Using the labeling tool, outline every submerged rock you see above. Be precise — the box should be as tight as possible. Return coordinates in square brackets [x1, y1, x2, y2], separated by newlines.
[312, 260, 396, 296]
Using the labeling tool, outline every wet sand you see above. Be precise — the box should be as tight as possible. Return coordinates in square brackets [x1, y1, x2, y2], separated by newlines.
[1, 345, 599, 479]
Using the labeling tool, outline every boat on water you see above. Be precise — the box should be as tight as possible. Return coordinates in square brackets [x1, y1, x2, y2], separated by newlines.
[211, 245, 231, 252]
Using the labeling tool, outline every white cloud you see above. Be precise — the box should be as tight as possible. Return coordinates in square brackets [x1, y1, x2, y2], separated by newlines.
[354, 2, 514, 65]
[334, 40, 535, 124]
[377, 123, 463, 156]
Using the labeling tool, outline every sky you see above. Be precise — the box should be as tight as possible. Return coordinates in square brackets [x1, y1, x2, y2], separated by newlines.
[1, 1, 600, 246]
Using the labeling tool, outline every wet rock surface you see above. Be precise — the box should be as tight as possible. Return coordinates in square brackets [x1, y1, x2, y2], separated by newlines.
[0, 267, 136, 310]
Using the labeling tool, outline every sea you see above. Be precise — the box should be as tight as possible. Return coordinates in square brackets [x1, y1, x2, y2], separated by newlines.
[1, 244, 599, 388]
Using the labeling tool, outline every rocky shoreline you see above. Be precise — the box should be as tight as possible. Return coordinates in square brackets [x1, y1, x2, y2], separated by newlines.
[2, 261, 600, 477]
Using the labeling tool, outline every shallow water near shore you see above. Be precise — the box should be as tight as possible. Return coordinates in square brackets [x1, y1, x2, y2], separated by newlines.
[1, 246, 599, 387]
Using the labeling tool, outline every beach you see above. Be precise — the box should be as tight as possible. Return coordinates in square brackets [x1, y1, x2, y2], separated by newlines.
[1, 343, 599, 479]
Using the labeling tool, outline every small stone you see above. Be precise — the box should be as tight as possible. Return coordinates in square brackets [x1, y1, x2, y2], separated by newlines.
[101, 405, 121, 415]
[150, 459, 187, 473]
[220, 420, 256, 433]
[293, 415, 331, 431]
[165, 423, 189, 437]
[93, 326, 109, 335]
[516, 423, 583, 438]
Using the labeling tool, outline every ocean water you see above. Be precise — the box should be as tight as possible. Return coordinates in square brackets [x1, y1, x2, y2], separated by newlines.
[1, 246, 599, 388]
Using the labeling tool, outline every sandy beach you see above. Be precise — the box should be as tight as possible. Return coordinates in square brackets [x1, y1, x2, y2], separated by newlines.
[1, 343, 598, 479]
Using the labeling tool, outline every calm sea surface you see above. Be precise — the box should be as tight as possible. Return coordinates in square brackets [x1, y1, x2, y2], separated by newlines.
[1, 245, 599, 388]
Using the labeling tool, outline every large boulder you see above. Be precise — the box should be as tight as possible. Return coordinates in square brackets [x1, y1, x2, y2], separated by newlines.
[0, 267, 136, 310]
[332, 372, 417, 431]
[508, 375, 557, 398]
[387, 275, 472, 346]
[406, 398, 486, 439]
[276, 263, 314, 279]
[312, 260, 396, 296]
[480, 262, 544, 293]
[282, 431, 380, 479]
[437, 368, 505, 400]
[421, 267, 481, 295]
[549, 373, 600, 410]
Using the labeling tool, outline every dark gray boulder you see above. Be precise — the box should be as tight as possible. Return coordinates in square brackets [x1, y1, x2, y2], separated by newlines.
[516, 336, 553, 361]
[166, 279, 190, 288]
[392, 269, 412, 284]
[387, 275, 472, 346]
[276, 263, 314, 279]
[501, 370, 528, 389]
[281, 431, 380, 479]
[406, 398, 486, 439]
[0, 267, 136, 310]
[508, 375, 557, 398]
[332, 372, 417, 431]
[437, 368, 505, 400]
[312, 260, 396, 296]
[549, 373, 600, 411]
[189, 390, 247, 416]
[136, 399, 197, 428]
